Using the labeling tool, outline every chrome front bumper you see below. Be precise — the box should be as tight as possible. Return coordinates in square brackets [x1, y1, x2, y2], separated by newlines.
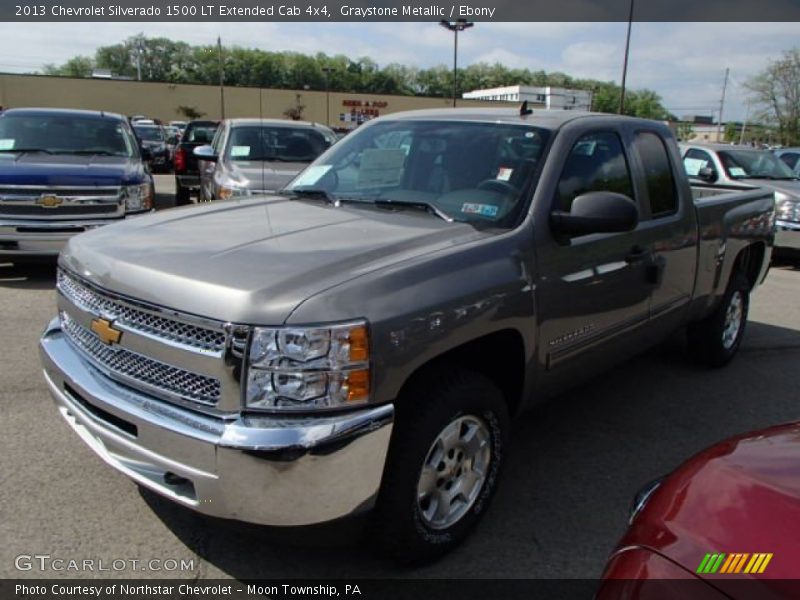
[40, 318, 394, 526]
[775, 220, 800, 250]
[0, 219, 119, 257]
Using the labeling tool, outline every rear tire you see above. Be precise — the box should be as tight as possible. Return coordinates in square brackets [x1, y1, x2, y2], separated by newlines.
[372, 368, 509, 563]
[687, 270, 750, 367]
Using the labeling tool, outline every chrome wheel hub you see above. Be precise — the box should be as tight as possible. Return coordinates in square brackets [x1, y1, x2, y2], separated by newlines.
[722, 291, 744, 350]
[416, 415, 491, 530]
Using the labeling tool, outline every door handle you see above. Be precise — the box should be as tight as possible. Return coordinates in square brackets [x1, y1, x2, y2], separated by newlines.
[625, 245, 649, 263]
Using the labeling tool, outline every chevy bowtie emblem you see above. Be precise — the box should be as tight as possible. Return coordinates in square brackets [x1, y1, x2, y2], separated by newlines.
[90, 318, 123, 345]
[37, 194, 63, 208]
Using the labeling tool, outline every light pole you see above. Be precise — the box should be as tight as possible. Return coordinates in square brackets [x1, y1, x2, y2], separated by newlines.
[439, 19, 474, 108]
[618, 0, 635, 114]
[217, 36, 225, 120]
[321, 66, 334, 126]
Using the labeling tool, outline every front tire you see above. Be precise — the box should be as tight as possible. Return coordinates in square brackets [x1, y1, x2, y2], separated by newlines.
[688, 270, 750, 367]
[372, 369, 509, 563]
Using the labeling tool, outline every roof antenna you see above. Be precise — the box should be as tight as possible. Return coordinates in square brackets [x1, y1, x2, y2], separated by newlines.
[519, 100, 533, 116]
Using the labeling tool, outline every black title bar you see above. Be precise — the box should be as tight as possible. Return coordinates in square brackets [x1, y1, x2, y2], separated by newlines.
[3, 0, 800, 22]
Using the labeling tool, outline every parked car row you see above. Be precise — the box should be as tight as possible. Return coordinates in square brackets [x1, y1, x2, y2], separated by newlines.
[2, 103, 795, 585]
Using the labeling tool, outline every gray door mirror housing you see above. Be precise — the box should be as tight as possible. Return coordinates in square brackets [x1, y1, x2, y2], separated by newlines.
[193, 145, 218, 162]
[550, 192, 639, 236]
[697, 166, 718, 182]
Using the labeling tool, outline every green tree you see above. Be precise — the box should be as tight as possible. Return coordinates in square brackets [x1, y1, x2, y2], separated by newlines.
[43, 55, 94, 78]
[745, 47, 800, 146]
[676, 122, 695, 141]
[176, 105, 205, 120]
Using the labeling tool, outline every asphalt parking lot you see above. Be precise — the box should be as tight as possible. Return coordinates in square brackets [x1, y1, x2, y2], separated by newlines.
[2, 174, 799, 580]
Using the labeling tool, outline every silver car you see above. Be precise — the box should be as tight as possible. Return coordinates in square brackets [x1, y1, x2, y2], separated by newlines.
[680, 143, 800, 251]
[194, 118, 336, 201]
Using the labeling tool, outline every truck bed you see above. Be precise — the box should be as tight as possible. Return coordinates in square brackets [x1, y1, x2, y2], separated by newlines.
[690, 183, 775, 319]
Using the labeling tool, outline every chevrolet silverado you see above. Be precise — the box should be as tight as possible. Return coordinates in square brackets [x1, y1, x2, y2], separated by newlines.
[40, 108, 774, 562]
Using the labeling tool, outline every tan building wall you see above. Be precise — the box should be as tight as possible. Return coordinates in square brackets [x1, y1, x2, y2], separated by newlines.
[0, 73, 509, 129]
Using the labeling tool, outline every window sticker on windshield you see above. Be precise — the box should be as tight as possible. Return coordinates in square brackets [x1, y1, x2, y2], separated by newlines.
[0, 139, 15, 150]
[497, 167, 513, 181]
[684, 158, 705, 176]
[358, 148, 406, 187]
[729, 167, 746, 177]
[292, 165, 332, 187]
[230, 145, 250, 157]
[462, 203, 499, 217]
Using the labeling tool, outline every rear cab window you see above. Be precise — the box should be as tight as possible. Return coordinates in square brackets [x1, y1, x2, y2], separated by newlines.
[633, 131, 678, 217]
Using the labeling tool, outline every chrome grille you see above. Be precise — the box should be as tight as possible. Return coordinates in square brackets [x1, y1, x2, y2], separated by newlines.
[0, 185, 122, 219]
[61, 312, 221, 405]
[57, 270, 227, 352]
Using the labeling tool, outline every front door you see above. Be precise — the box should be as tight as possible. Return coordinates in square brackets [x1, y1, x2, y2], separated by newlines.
[534, 128, 655, 389]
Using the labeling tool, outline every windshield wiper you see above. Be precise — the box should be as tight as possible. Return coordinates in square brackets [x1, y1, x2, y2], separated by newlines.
[0, 148, 52, 154]
[279, 188, 338, 205]
[62, 150, 120, 156]
[373, 199, 454, 223]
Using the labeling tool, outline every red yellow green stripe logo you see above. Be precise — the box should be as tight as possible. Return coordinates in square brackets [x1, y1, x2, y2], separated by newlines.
[697, 552, 773, 574]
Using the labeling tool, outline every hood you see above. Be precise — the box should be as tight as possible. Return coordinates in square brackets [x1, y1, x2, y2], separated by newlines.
[627, 422, 800, 581]
[741, 178, 800, 199]
[0, 152, 145, 187]
[227, 160, 307, 192]
[60, 196, 486, 324]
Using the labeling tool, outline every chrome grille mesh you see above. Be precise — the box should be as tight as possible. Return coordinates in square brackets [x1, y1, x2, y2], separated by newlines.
[57, 270, 226, 352]
[61, 312, 221, 405]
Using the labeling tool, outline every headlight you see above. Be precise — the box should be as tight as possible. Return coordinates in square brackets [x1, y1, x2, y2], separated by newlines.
[245, 321, 370, 411]
[218, 177, 250, 200]
[122, 183, 153, 213]
[775, 192, 800, 223]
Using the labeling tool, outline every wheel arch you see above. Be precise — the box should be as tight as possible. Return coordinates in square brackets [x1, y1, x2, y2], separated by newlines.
[394, 328, 527, 418]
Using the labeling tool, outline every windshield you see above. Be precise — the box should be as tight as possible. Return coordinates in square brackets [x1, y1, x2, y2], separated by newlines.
[0, 113, 137, 156]
[284, 119, 550, 226]
[225, 125, 332, 162]
[718, 149, 797, 179]
[134, 126, 165, 142]
[184, 123, 217, 143]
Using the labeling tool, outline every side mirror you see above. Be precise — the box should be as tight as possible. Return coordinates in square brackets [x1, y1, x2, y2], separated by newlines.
[139, 146, 152, 161]
[193, 144, 218, 162]
[697, 166, 718, 182]
[550, 192, 638, 236]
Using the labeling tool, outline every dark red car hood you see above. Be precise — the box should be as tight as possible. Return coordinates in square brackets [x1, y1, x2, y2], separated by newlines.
[616, 422, 800, 592]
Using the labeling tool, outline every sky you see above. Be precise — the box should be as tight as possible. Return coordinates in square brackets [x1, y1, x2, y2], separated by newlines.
[0, 21, 797, 121]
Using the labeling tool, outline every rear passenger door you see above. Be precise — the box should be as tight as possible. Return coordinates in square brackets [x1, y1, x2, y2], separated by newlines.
[628, 128, 697, 333]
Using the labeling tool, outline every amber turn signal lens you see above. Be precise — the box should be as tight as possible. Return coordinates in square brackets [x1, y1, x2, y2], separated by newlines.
[346, 369, 370, 402]
[348, 325, 369, 362]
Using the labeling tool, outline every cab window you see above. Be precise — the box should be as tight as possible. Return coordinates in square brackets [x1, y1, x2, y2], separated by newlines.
[556, 132, 634, 213]
[634, 132, 677, 217]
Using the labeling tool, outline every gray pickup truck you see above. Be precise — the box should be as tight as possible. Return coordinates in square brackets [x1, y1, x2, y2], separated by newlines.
[40, 108, 774, 562]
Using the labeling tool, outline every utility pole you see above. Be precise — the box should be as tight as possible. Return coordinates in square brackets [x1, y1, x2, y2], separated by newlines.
[618, 0, 635, 114]
[134, 37, 144, 81]
[217, 36, 225, 120]
[440, 19, 474, 108]
[716, 67, 730, 142]
[322, 66, 334, 126]
[739, 98, 751, 145]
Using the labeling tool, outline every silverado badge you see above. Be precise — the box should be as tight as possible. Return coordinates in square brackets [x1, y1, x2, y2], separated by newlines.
[90, 318, 122, 346]
[37, 194, 63, 208]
